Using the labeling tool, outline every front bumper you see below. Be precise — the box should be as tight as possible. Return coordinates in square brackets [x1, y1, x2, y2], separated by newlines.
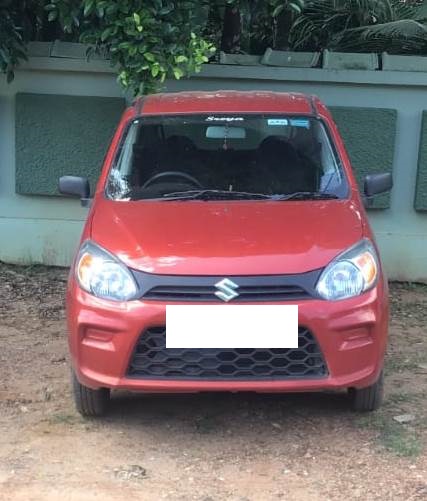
[67, 279, 388, 392]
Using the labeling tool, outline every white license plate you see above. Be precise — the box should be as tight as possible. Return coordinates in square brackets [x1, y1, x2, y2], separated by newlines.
[166, 305, 298, 349]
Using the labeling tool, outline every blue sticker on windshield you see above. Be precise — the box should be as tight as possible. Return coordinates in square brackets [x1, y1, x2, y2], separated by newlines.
[267, 119, 289, 126]
[290, 118, 310, 129]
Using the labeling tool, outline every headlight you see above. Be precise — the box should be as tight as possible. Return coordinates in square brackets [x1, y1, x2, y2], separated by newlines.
[75, 241, 138, 301]
[316, 239, 379, 301]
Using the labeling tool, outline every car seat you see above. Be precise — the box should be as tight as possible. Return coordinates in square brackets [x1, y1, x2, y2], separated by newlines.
[256, 136, 314, 194]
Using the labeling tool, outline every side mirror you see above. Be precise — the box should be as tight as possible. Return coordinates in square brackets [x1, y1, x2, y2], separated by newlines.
[59, 176, 91, 207]
[363, 173, 393, 197]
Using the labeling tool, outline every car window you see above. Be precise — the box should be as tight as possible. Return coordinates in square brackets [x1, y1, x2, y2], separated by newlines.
[106, 114, 347, 201]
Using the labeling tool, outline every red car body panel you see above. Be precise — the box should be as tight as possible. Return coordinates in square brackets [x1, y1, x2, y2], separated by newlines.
[68, 282, 387, 392]
[91, 198, 363, 275]
[141, 91, 313, 115]
[67, 91, 389, 394]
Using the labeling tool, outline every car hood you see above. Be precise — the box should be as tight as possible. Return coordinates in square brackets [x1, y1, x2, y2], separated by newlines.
[91, 198, 363, 275]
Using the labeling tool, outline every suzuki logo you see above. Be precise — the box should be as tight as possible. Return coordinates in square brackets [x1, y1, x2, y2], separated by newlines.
[214, 278, 239, 302]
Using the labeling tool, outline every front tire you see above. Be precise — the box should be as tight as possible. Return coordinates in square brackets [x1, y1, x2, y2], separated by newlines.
[72, 371, 110, 417]
[350, 370, 384, 412]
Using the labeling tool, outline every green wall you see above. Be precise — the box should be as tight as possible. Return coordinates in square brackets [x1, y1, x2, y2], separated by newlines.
[415, 111, 427, 211]
[15, 93, 125, 195]
[330, 107, 396, 209]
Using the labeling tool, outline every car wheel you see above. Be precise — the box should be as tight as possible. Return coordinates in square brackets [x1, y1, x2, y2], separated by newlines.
[72, 371, 110, 417]
[350, 370, 384, 412]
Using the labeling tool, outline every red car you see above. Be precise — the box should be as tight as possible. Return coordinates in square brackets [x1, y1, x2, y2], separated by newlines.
[60, 91, 392, 417]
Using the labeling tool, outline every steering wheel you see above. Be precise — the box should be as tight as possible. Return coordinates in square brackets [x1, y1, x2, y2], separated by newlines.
[142, 171, 203, 189]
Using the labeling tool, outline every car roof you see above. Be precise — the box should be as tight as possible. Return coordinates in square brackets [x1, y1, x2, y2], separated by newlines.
[136, 91, 315, 116]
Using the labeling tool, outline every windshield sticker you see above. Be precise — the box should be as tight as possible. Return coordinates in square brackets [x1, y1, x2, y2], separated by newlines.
[290, 118, 310, 129]
[267, 119, 289, 126]
[206, 116, 244, 122]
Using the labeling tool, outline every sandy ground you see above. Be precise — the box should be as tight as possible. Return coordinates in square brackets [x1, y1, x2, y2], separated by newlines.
[0, 264, 426, 501]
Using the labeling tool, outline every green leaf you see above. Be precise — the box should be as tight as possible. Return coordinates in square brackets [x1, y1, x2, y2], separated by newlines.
[151, 65, 159, 77]
[101, 26, 114, 41]
[106, 3, 119, 16]
[272, 5, 284, 17]
[83, 0, 95, 17]
[143, 52, 155, 61]
[289, 3, 302, 15]
[159, 5, 173, 16]
[124, 26, 137, 36]
[133, 12, 141, 25]
[0, 48, 10, 64]
[173, 67, 184, 79]
[175, 55, 187, 63]
[47, 11, 58, 22]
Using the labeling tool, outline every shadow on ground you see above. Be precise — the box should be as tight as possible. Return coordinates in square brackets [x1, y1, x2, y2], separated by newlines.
[106, 390, 350, 429]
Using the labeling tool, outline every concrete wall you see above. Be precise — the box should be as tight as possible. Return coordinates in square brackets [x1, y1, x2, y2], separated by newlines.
[1, 53, 427, 280]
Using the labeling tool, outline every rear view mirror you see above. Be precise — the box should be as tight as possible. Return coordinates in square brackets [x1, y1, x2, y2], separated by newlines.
[206, 126, 246, 139]
[59, 176, 91, 207]
[364, 173, 393, 197]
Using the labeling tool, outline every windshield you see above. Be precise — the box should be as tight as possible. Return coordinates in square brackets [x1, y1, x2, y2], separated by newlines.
[106, 114, 347, 201]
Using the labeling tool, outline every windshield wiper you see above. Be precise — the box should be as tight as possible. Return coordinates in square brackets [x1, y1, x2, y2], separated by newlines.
[161, 189, 272, 201]
[270, 191, 340, 201]
[158, 189, 339, 202]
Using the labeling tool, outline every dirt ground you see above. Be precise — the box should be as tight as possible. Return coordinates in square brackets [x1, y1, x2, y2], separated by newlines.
[0, 263, 426, 501]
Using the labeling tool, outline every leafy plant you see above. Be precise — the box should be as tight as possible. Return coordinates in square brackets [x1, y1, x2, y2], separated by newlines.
[206, 1, 305, 55]
[334, 19, 427, 53]
[251, 0, 305, 51]
[0, 0, 47, 82]
[45, 0, 215, 95]
[289, 0, 427, 54]
[270, 0, 305, 49]
[0, 3, 24, 82]
[3, 0, 427, 89]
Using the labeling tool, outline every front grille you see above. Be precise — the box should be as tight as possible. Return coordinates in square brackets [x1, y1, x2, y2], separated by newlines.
[130, 269, 323, 302]
[144, 284, 309, 301]
[127, 326, 327, 380]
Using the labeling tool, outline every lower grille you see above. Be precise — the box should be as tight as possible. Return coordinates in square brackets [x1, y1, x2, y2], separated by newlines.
[127, 326, 327, 380]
